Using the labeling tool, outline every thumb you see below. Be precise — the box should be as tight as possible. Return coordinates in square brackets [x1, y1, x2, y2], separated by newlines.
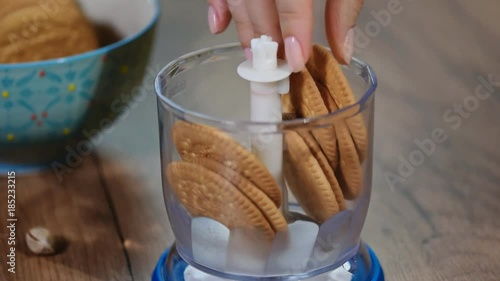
[325, 0, 364, 64]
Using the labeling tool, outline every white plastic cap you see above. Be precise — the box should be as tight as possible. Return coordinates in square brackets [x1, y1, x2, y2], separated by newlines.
[237, 35, 292, 89]
[250, 35, 278, 71]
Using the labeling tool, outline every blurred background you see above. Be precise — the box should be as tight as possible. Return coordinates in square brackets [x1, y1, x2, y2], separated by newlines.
[1, 0, 499, 280]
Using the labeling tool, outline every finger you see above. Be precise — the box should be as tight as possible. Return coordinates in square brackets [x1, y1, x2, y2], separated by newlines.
[244, 0, 282, 43]
[227, 0, 254, 51]
[245, 0, 284, 59]
[207, 0, 231, 34]
[276, 0, 313, 72]
[325, 0, 364, 64]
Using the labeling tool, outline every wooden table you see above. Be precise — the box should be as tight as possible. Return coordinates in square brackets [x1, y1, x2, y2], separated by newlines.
[1, 0, 499, 280]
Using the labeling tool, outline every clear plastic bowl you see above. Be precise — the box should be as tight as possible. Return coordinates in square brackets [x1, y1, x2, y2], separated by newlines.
[155, 43, 377, 280]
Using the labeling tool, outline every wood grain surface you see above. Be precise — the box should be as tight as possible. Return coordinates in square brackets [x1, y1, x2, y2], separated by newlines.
[1, 0, 499, 280]
[0, 156, 132, 281]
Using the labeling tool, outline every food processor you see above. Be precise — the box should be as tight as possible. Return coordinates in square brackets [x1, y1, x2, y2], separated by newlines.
[152, 40, 383, 281]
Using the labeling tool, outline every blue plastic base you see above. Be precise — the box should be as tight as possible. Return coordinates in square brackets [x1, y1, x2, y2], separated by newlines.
[152, 244, 384, 281]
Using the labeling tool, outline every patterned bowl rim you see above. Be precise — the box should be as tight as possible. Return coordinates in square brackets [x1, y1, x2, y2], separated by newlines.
[0, 0, 161, 70]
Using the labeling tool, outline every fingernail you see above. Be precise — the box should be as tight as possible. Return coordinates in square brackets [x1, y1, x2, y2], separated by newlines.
[208, 6, 218, 34]
[343, 28, 354, 64]
[244, 48, 252, 61]
[284, 36, 305, 73]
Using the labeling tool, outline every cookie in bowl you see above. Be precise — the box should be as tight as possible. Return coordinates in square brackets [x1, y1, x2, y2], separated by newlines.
[0, 0, 160, 171]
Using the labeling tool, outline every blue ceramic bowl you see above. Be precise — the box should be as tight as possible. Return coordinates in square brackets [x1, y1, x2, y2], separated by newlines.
[0, 0, 160, 170]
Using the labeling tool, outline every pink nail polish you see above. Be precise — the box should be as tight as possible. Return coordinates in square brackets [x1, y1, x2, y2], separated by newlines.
[244, 48, 252, 61]
[343, 28, 354, 64]
[208, 6, 218, 34]
[285, 36, 305, 73]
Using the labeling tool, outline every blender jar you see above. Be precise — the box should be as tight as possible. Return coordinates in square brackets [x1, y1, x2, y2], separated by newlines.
[155, 43, 379, 281]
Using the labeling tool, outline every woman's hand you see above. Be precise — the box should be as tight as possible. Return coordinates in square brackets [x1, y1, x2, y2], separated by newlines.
[206, 0, 364, 72]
